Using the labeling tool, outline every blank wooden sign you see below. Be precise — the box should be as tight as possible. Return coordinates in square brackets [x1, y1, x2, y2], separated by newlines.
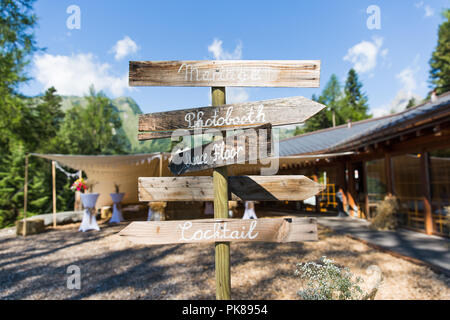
[119, 217, 318, 245]
[129, 60, 320, 88]
[138, 96, 325, 140]
[138, 175, 325, 202]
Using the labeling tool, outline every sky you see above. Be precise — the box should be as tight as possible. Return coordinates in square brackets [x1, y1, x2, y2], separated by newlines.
[20, 0, 449, 117]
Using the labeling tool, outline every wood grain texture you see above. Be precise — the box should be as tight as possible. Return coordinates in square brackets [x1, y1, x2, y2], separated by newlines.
[118, 217, 318, 245]
[129, 60, 320, 88]
[168, 123, 272, 175]
[211, 86, 230, 300]
[138, 175, 325, 202]
[138, 96, 325, 140]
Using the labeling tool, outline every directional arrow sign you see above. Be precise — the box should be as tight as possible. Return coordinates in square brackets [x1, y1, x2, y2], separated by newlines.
[138, 175, 325, 202]
[168, 124, 272, 175]
[129, 60, 320, 88]
[118, 217, 318, 245]
[138, 96, 325, 140]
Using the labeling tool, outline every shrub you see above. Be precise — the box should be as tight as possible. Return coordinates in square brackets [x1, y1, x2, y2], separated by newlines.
[370, 195, 399, 230]
[295, 256, 376, 300]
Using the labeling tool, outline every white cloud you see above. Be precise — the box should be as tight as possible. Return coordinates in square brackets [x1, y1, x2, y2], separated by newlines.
[207, 38, 249, 103]
[33, 53, 129, 97]
[424, 5, 434, 17]
[208, 38, 242, 60]
[372, 57, 424, 117]
[415, 2, 434, 17]
[111, 36, 139, 61]
[396, 67, 417, 96]
[343, 36, 384, 73]
[227, 88, 249, 103]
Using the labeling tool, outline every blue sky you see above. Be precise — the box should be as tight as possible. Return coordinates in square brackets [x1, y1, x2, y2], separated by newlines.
[20, 0, 449, 117]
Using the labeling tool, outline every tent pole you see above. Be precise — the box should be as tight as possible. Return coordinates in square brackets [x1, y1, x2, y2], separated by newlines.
[159, 154, 163, 177]
[52, 161, 56, 227]
[23, 154, 29, 236]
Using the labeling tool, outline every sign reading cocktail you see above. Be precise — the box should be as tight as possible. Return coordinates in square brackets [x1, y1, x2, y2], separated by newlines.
[119, 217, 318, 245]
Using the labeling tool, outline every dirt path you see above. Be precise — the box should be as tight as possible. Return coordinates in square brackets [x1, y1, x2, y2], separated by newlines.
[0, 222, 448, 300]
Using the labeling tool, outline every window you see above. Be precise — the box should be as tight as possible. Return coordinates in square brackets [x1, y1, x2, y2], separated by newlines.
[366, 159, 386, 202]
[392, 154, 424, 231]
[429, 148, 450, 236]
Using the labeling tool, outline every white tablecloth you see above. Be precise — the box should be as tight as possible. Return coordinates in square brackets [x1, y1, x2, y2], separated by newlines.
[110, 203, 125, 223]
[242, 201, 257, 219]
[79, 208, 100, 232]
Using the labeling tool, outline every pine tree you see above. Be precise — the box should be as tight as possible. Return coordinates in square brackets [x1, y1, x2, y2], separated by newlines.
[429, 9, 450, 95]
[303, 75, 342, 132]
[342, 69, 371, 121]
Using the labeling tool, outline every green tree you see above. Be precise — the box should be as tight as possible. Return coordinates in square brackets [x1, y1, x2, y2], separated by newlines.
[303, 75, 342, 132]
[406, 97, 417, 109]
[0, 0, 38, 151]
[429, 9, 450, 95]
[341, 69, 371, 121]
[56, 87, 130, 155]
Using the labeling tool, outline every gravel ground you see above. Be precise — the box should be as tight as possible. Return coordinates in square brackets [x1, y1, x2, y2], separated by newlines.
[0, 220, 449, 300]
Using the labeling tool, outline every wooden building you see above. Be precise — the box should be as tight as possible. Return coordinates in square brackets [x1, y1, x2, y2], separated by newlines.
[276, 92, 450, 237]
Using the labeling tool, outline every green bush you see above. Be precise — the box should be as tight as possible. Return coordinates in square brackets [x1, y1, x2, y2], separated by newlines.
[296, 256, 373, 300]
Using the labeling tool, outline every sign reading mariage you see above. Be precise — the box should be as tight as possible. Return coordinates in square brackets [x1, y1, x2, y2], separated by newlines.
[130, 60, 321, 88]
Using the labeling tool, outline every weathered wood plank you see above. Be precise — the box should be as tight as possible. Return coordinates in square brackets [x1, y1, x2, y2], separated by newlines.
[138, 96, 325, 140]
[138, 175, 324, 202]
[130, 60, 320, 88]
[118, 217, 318, 245]
[168, 124, 272, 175]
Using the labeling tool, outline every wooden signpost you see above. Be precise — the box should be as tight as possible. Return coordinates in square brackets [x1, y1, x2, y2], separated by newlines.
[123, 59, 324, 300]
[137, 176, 324, 202]
[168, 123, 272, 175]
[138, 96, 325, 140]
[130, 60, 320, 88]
[119, 217, 318, 245]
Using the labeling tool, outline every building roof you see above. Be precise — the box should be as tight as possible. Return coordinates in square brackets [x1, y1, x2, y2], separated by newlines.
[279, 92, 450, 156]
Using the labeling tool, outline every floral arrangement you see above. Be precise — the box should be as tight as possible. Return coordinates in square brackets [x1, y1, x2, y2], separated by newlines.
[71, 178, 88, 193]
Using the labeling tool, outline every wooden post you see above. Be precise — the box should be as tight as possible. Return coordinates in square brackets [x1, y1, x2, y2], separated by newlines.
[212, 87, 231, 300]
[346, 162, 357, 217]
[384, 154, 393, 195]
[52, 161, 57, 227]
[420, 151, 433, 235]
[23, 154, 29, 236]
[159, 154, 163, 177]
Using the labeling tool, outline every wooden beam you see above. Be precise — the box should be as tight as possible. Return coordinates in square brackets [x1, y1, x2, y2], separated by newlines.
[118, 217, 318, 245]
[420, 151, 433, 235]
[22, 154, 29, 237]
[129, 60, 321, 88]
[211, 86, 230, 301]
[138, 175, 325, 202]
[385, 154, 393, 195]
[138, 96, 325, 140]
[52, 161, 56, 228]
